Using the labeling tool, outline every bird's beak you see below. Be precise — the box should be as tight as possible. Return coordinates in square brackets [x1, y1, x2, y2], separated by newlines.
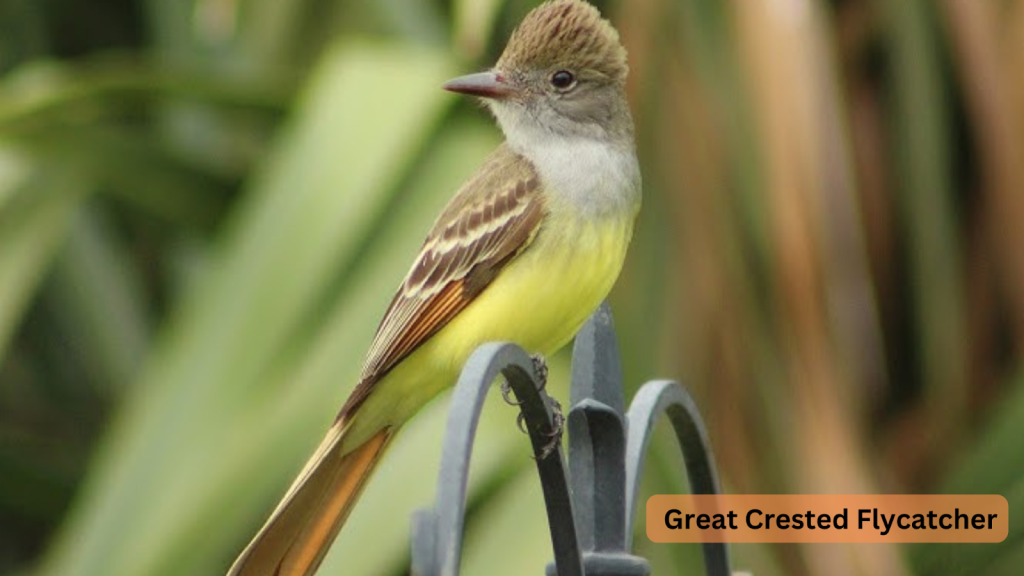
[443, 71, 514, 99]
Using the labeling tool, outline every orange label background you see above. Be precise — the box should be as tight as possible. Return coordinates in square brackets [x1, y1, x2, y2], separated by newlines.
[647, 495, 1008, 543]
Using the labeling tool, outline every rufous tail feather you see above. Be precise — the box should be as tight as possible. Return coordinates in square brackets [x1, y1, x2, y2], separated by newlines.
[227, 426, 394, 576]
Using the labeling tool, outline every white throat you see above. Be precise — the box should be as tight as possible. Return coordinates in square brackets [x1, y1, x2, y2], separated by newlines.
[496, 109, 641, 219]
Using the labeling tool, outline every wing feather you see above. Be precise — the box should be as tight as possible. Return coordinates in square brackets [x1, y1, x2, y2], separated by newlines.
[337, 145, 544, 420]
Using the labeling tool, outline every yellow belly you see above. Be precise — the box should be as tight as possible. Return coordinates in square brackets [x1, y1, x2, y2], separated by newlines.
[342, 214, 634, 447]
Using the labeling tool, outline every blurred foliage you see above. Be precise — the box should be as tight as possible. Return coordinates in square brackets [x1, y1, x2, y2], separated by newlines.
[1, 0, 1023, 575]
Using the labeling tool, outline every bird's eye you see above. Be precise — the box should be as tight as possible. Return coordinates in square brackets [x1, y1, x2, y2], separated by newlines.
[550, 70, 576, 90]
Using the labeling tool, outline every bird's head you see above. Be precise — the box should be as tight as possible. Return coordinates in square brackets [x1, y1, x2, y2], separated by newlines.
[444, 0, 631, 145]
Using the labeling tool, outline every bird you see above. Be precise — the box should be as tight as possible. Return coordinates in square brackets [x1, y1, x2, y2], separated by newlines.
[227, 1, 640, 574]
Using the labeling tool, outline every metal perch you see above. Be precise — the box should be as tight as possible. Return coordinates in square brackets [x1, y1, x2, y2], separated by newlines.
[410, 303, 733, 576]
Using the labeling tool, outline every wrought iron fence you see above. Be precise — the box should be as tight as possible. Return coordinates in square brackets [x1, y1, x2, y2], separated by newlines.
[410, 303, 733, 576]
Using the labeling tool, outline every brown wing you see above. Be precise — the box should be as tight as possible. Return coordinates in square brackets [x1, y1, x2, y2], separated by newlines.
[338, 145, 544, 420]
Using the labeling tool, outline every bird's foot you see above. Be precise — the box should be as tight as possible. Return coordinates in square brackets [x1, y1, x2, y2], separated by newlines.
[529, 354, 561, 458]
[530, 353, 549, 391]
[500, 353, 547, 405]
[515, 395, 564, 459]
[500, 378, 524, 405]
[537, 396, 564, 459]
[506, 353, 562, 458]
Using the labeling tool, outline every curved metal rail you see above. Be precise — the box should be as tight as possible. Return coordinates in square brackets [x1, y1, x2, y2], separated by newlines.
[410, 303, 733, 576]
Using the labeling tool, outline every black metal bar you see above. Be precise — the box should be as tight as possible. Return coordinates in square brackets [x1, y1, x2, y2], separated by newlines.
[551, 303, 650, 576]
[568, 304, 627, 553]
[570, 304, 626, 414]
[409, 342, 583, 576]
[624, 381, 732, 576]
[411, 305, 732, 576]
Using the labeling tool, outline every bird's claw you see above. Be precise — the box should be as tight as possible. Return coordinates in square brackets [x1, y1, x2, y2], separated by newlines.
[501, 354, 547, 406]
[501, 379, 524, 406]
[530, 354, 549, 391]
[536, 396, 564, 459]
[504, 353, 562, 459]
[514, 398, 564, 459]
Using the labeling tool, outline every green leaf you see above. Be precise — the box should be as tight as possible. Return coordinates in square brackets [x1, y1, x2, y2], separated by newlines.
[911, 370, 1024, 575]
[47, 206, 151, 394]
[37, 41, 457, 576]
[0, 149, 86, 358]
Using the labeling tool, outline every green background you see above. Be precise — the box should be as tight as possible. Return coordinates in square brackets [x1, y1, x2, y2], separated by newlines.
[1, 0, 1022, 575]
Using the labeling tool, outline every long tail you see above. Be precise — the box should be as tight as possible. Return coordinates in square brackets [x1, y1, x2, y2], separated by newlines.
[227, 423, 394, 576]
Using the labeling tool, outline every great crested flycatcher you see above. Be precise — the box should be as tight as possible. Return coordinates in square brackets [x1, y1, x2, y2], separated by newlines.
[228, 1, 640, 574]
